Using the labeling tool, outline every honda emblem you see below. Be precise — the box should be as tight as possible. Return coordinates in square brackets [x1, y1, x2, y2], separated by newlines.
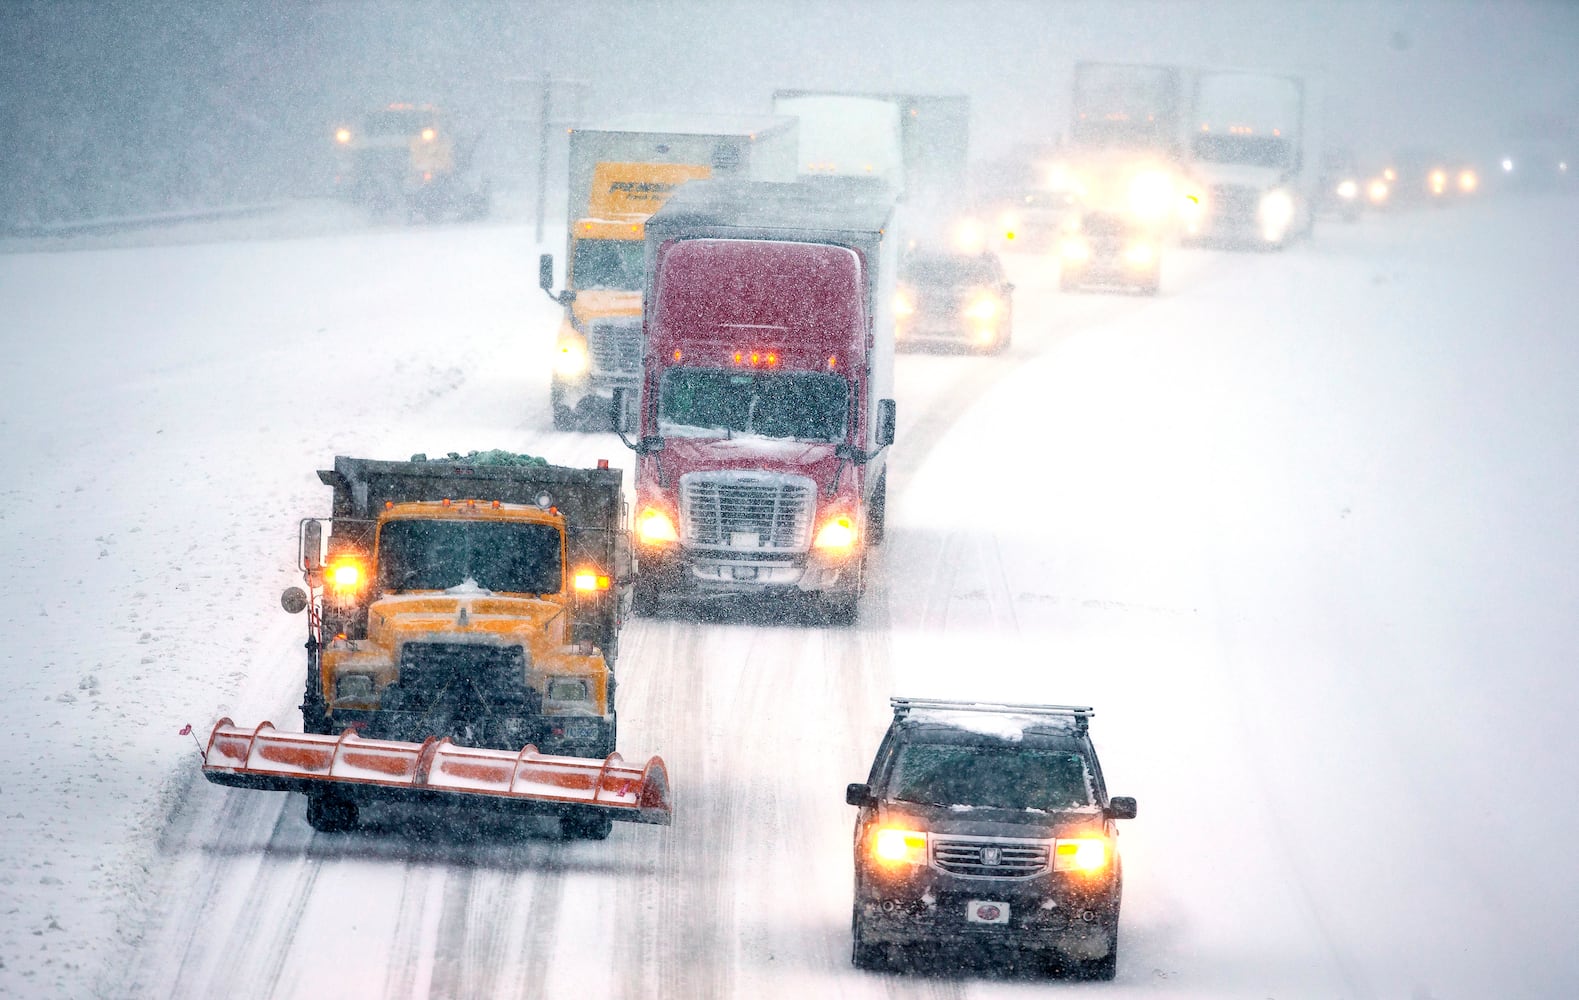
[981, 846, 1002, 866]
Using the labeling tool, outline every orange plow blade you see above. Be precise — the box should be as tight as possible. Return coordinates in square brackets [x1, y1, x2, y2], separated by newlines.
[200, 719, 671, 825]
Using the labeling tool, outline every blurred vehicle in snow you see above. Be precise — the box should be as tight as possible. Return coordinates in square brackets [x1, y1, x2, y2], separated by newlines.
[894, 246, 1014, 353]
[846, 699, 1137, 979]
[331, 104, 491, 222]
[1058, 210, 1162, 295]
[1316, 146, 1364, 221]
[1180, 69, 1322, 248]
[537, 115, 798, 431]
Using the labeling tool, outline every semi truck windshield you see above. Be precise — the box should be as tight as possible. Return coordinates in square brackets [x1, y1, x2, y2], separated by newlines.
[1191, 134, 1290, 169]
[572, 239, 645, 291]
[377, 520, 563, 594]
[658, 368, 849, 442]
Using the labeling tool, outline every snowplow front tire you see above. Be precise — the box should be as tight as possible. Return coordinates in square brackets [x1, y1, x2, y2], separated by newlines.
[305, 793, 358, 834]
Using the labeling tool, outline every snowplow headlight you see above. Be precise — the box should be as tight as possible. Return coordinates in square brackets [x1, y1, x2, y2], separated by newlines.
[872, 827, 927, 866]
[546, 677, 590, 702]
[636, 507, 679, 545]
[814, 514, 857, 551]
[1458, 169, 1478, 193]
[420, 127, 436, 142]
[573, 568, 611, 592]
[327, 559, 364, 592]
[1429, 169, 1448, 194]
[1053, 837, 1109, 873]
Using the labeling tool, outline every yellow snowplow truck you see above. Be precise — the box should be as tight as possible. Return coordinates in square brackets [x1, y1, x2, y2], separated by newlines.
[332, 103, 491, 222]
[199, 452, 670, 839]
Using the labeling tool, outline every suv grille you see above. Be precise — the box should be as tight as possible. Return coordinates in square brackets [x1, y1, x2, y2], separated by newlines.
[679, 471, 816, 551]
[586, 318, 642, 375]
[931, 836, 1050, 878]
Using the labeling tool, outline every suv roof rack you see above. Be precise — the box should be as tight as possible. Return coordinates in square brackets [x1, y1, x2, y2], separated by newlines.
[890, 698, 1094, 734]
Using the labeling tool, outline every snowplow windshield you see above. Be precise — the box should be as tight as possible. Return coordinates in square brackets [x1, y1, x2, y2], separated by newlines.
[376, 520, 563, 594]
[658, 368, 849, 442]
[889, 744, 1094, 811]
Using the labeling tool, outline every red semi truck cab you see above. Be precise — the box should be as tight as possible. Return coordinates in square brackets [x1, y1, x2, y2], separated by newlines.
[624, 180, 897, 624]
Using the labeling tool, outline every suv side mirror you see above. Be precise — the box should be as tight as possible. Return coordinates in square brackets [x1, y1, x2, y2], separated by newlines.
[875, 399, 896, 448]
[1107, 796, 1138, 820]
[845, 782, 873, 807]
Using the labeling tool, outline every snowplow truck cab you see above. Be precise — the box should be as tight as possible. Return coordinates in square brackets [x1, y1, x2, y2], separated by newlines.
[290, 454, 630, 759]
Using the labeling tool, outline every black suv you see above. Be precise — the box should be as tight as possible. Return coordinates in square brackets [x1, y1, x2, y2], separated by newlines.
[845, 699, 1137, 979]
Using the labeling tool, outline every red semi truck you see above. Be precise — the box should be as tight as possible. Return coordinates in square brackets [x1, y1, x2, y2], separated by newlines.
[617, 179, 897, 624]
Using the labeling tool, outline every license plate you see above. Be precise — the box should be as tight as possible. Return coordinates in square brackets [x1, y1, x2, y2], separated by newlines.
[730, 565, 758, 581]
[966, 900, 1010, 925]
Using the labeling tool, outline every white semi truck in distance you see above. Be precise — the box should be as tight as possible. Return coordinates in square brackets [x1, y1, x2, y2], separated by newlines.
[1181, 69, 1322, 249]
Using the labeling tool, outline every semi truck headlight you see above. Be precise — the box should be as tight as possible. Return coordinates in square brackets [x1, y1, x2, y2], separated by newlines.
[1127, 169, 1176, 222]
[1259, 189, 1295, 229]
[893, 288, 915, 317]
[553, 328, 589, 379]
[1367, 179, 1390, 204]
[636, 507, 679, 545]
[872, 827, 927, 866]
[1053, 837, 1109, 873]
[814, 514, 858, 551]
[1336, 179, 1359, 200]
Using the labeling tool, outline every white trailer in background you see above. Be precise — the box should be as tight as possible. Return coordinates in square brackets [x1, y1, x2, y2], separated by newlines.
[1182, 70, 1322, 248]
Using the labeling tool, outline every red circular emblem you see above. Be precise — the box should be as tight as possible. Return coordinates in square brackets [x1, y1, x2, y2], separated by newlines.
[977, 904, 1001, 921]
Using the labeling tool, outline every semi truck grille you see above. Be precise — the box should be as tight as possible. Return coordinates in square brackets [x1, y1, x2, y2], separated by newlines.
[932, 837, 1050, 878]
[1209, 184, 1260, 222]
[586, 319, 642, 375]
[679, 471, 816, 551]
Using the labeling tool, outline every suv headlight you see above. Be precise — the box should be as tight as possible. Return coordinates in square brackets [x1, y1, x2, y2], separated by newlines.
[871, 826, 927, 867]
[1053, 837, 1110, 873]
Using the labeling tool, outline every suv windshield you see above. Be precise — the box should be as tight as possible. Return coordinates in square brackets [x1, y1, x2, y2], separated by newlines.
[658, 368, 849, 441]
[572, 239, 645, 291]
[377, 520, 562, 594]
[889, 744, 1093, 811]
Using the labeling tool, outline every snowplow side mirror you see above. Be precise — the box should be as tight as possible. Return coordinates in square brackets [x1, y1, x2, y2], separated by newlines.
[846, 782, 873, 807]
[303, 520, 322, 570]
[281, 587, 309, 614]
[1107, 796, 1138, 820]
[538, 253, 554, 292]
[875, 399, 896, 447]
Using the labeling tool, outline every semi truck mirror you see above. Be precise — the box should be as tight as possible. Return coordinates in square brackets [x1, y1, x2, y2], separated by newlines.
[538, 253, 554, 292]
[876, 399, 896, 447]
[303, 520, 323, 570]
[281, 587, 309, 615]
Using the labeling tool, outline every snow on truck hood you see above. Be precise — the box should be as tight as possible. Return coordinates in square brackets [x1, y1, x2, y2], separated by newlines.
[656, 431, 841, 470]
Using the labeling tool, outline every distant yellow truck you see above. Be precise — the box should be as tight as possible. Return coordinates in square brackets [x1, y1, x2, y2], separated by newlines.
[538, 115, 798, 430]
